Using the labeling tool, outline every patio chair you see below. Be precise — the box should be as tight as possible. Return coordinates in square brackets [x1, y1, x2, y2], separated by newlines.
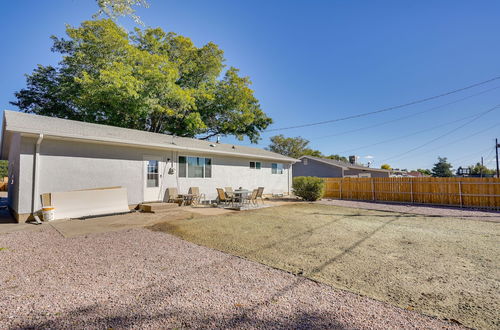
[245, 189, 259, 206]
[166, 187, 183, 205]
[188, 187, 205, 206]
[256, 187, 265, 204]
[217, 188, 234, 206]
[225, 187, 235, 198]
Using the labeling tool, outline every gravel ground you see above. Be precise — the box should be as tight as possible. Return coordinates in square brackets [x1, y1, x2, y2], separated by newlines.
[156, 203, 499, 329]
[0, 226, 460, 329]
[318, 199, 500, 222]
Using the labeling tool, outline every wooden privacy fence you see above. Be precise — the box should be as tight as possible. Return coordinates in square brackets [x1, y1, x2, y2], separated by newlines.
[323, 177, 500, 209]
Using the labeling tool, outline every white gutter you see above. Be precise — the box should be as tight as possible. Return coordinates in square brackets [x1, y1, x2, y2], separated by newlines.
[31, 134, 43, 224]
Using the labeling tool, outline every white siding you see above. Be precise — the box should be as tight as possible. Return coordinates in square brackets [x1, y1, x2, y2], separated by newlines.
[13, 136, 292, 216]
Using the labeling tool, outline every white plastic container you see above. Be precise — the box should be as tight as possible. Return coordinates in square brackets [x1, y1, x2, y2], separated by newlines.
[42, 207, 55, 221]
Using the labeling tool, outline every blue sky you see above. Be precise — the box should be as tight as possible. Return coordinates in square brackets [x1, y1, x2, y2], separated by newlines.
[1, 0, 499, 170]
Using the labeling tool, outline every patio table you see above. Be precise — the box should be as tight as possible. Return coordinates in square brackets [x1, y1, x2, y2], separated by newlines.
[233, 189, 251, 206]
[178, 193, 196, 206]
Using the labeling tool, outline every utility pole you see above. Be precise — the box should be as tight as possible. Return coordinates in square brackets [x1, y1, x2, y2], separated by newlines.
[496, 138, 500, 178]
[480, 156, 483, 178]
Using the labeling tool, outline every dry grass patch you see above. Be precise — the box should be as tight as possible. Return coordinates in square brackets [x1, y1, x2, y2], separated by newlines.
[150, 203, 500, 329]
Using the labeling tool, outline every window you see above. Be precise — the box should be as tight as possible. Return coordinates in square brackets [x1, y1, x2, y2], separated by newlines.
[303, 158, 308, 165]
[250, 161, 261, 169]
[178, 156, 212, 178]
[272, 163, 284, 174]
[147, 160, 159, 187]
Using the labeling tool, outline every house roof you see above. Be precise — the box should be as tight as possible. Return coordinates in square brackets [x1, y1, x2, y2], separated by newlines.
[299, 155, 392, 173]
[0, 111, 297, 162]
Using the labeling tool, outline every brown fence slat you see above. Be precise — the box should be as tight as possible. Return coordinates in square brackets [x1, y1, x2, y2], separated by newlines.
[322, 177, 500, 209]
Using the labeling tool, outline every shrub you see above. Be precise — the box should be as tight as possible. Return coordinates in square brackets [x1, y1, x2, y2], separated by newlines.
[292, 176, 325, 201]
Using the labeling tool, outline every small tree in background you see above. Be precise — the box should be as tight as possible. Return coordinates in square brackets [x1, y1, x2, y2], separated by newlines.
[417, 168, 432, 176]
[292, 177, 325, 201]
[0, 160, 7, 178]
[268, 135, 322, 159]
[381, 164, 392, 170]
[431, 157, 453, 177]
[324, 154, 349, 162]
[468, 163, 495, 176]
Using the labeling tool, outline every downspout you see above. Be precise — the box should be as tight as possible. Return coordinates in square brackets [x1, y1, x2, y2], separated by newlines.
[31, 134, 43, 224]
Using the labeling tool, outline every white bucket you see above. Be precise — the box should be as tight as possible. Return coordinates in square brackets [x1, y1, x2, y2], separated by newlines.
[42, 207, 55, 221]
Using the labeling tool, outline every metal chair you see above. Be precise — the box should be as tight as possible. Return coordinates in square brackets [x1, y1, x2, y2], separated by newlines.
[216, 188, 234, 206]
[256, 187, 265, 204]
[166, 187, 183, 205]
[246, 189, 259, 206]
[188, 187, 205, 206]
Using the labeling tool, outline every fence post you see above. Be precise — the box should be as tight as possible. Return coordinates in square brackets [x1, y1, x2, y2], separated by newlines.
[410, 179, 414, 204]
[459, 181, 463, 208]
[339, 179, 342, 199]
[371, 178, 375, 201]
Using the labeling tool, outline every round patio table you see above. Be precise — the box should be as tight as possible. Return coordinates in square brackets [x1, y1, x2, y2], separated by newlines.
[233, 189, 250, 206]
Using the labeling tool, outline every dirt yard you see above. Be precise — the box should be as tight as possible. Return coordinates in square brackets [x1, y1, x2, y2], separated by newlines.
[151, 203, 500, 329]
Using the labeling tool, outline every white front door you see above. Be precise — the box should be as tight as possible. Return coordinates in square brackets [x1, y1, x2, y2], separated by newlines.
[143, 156, 163, 202]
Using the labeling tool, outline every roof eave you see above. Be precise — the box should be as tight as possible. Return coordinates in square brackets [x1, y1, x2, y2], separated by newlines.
[14, 130, 297, 163]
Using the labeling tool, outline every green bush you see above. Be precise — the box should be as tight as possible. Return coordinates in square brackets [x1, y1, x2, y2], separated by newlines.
[292, 176, 325, 201]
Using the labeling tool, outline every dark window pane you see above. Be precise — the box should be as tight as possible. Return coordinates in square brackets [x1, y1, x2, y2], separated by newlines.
[250, 161, 255, 169]
[179, 156, 186, 177]
[256, 162, 261, 170]
[205, 158, 212, 178]
[188, 157, 204, 178]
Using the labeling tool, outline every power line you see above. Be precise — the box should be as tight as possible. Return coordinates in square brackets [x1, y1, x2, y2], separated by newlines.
[380, 104, 500, 163]
[309, 85, 500, 141]
[407, 121, 500, 165]
[335, 111, 483, 154]
[266, 76, 500, 132]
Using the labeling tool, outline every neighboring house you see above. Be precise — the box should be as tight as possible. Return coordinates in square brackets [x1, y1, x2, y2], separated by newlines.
[0, 111, 297, 222]
[293, 156, 392, 178]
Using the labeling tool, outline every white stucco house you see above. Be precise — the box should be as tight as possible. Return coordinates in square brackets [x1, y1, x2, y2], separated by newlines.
[0, 111, 297, 222]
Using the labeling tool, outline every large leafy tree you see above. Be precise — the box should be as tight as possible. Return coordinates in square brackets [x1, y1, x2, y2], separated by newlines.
[12, 20, 272, 143]
[431, 157, 454, 177]
[268, 135, 330, 159]
[94, 0, 149, 24]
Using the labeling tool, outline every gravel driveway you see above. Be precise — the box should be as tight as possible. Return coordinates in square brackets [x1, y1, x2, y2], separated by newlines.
[0, 226, 461, 329]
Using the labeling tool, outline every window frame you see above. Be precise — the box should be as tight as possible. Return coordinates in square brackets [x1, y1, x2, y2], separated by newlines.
[272, 163, 284, 174]
[249, 161, 262, 170]
[178, 155, 212, 178]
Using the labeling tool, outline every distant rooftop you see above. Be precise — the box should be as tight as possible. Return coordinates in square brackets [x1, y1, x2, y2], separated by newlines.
[299, 155, 392, 173]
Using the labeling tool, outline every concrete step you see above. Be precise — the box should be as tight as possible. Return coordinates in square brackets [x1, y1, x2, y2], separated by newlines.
[140, 202, 179, 213]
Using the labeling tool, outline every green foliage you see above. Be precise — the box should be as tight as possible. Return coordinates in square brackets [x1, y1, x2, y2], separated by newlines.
[12, 20, 272, 143]
[268, 135, 346, 160]
[324, 154, 349, 162]
[0, 160, 7, 178]
[417, 168, 432, 176]
[268, 135, 316, 159]
[431, 157, 453, 177]
[380, 164, 391, 170]
[468, 163, 495, 176]
[292, 176, 325, 201]
[94, 0, 149, 24]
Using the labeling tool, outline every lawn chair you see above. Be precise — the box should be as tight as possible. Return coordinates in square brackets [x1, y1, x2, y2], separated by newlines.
[166, 187, 183, 205]
[225, 187, 234, 198]
[245, 189, 259, 206]
[216, 188, 234, 206]
[188, 187, 205, 206]
[256, 187, 265, 204]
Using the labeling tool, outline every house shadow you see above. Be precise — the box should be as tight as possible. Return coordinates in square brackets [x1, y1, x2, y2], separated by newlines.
[0, 192, 16, 224]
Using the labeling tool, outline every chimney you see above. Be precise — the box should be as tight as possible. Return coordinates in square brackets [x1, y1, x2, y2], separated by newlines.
[349, 155, 358, 165]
